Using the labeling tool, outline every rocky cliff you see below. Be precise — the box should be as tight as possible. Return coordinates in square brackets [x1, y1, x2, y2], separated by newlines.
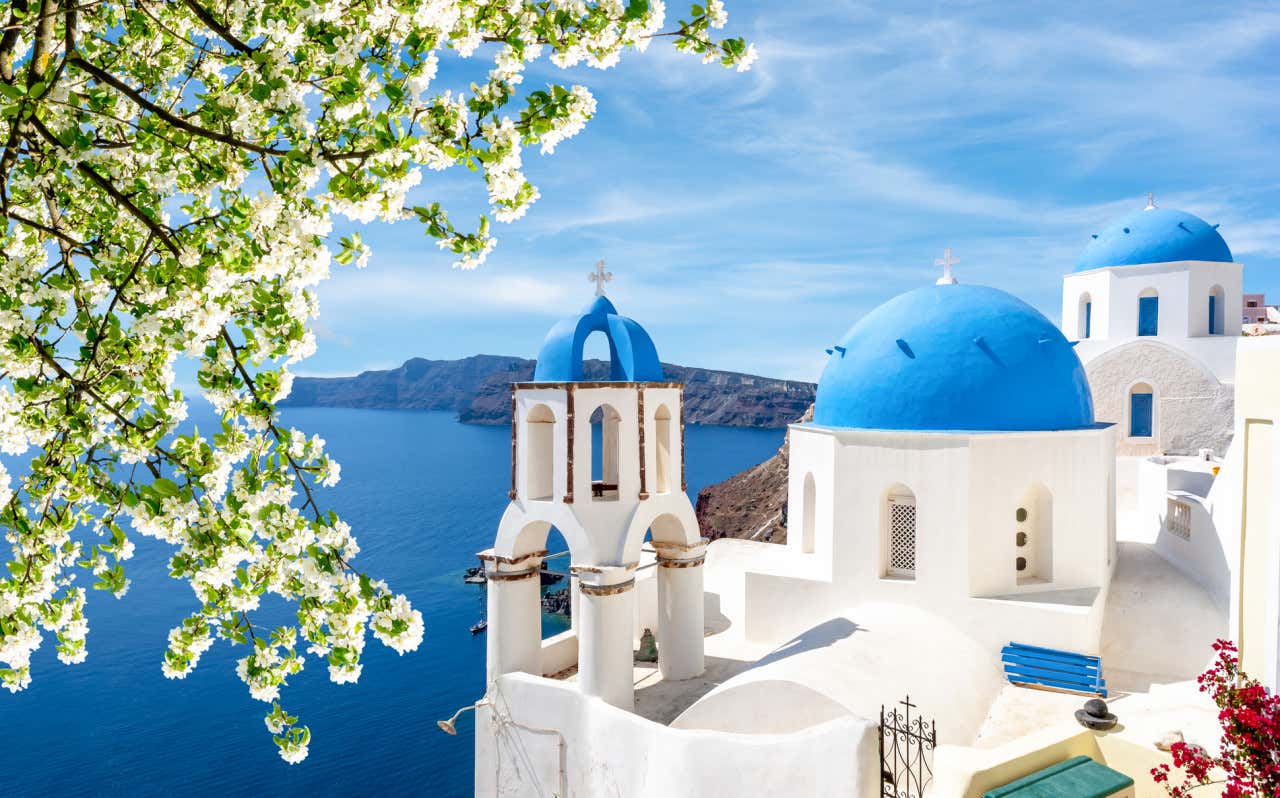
[693, 406, 812, 544]
[284, 355, 815, 429]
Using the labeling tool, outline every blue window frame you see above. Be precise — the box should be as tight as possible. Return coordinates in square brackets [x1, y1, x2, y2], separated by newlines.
[1208, 295, 1217, 335]
[1138, 296, 1158, 336]
[1130, 392, 1153, 438]
[1084, 301, 1092, 339]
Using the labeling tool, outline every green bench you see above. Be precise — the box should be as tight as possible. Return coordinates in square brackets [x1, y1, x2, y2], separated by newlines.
[982, 755, 1135, 798]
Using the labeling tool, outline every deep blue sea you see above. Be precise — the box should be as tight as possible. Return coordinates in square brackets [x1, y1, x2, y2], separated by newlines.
[1, 408, 781, 797]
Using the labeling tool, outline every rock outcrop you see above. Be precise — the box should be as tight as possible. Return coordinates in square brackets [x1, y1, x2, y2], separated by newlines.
[285, 355, 815, 429]
[693, 406, 812, 545]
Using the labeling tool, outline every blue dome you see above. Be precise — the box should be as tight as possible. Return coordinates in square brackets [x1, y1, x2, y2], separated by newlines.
[533, 296, 664, 382]
[813, 284, 1094, 432]
[1075, 207, 1232, 272]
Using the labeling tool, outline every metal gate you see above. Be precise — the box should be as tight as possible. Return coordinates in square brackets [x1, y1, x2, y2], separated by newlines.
[879, 696, 936, 798]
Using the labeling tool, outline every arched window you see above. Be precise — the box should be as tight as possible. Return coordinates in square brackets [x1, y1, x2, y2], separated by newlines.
[590, 404, 621, 501]
[525, 404, 555, 501]
[884, 486, 916, 579]
[1208, 285, 1225, 335]
[1078, 292, 1092, 339]
[582, 330, 614, 380]
[1129, 382, 1154, 439]
[1015, 484, 1053, 584]
[801, 473, 816, 554]
[1137, 288, 1159, 336]
[654, 404, 672, 494]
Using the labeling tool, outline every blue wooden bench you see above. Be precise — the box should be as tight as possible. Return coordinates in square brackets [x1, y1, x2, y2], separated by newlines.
[1001, 642, 1107, 697]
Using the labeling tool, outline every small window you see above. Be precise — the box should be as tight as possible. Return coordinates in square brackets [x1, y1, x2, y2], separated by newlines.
[1168, 498, 1191, 540]
[1138, 289, 1159, 336]
[1129, 385, 1154, 438]
[1247, 301, 1258, 308]
[885, 489, 917, 578]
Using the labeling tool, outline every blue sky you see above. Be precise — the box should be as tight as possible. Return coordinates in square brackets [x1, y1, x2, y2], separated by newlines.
[307, 1, 1280, 383]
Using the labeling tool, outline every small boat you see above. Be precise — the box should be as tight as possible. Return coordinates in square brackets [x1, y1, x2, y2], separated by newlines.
[470, 620, 488, 635]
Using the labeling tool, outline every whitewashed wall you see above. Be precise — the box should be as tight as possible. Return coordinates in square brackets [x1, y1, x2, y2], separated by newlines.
[475, 673, 880, 797]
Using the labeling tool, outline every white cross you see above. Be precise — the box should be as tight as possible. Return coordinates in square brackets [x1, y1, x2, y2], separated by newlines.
[588, 260, 613, 297]
[1145, 191, 1156, 210]
[935, 248, 959, 285]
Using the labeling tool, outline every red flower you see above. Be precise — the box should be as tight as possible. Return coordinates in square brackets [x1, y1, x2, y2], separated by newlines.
[1152, 639, 1280, 797]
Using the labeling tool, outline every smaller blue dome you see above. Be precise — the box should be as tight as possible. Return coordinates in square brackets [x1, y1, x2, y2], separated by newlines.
[533, 296, 664, 382]
[813, 284, 1094, 432]
[1075, 207, 1232, 272]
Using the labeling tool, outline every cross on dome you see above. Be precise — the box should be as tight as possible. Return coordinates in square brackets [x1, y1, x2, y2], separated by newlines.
[588, 260, 613, 297]
[935, 248, 959, 285]
[1145, 192, 1156, 210]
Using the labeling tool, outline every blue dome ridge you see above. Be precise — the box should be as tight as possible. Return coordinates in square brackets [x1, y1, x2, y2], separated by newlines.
[1075, 207, 1232, 272]
[533, 296, 663, 382]
[813, 283, 1094, 432]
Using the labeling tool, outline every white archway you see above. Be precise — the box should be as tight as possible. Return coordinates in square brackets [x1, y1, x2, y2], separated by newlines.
[525, 404, 555, 501]
[589, 403, 621, 501]
[654, 403, 673, 494]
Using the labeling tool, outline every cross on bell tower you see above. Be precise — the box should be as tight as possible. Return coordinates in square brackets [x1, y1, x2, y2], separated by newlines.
[589, 260, 613, 297]
[935, 248, 959, 285]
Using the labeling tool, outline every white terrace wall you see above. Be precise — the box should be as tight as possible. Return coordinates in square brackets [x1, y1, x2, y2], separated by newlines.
[475, 673, 880, 798]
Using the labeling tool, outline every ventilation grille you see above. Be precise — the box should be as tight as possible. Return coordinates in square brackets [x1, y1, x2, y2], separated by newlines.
[1168, 498, 1192, 540]
[888, 496, 917, 574]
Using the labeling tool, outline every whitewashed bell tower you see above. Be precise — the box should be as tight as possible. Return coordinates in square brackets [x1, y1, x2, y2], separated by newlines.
[479, 267, 706, 711]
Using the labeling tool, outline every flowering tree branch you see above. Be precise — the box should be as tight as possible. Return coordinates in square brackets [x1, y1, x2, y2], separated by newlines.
[0, 0, 754, 764]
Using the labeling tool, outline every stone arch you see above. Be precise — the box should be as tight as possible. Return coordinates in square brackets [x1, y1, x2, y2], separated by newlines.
[621, 501, 702, 564]
[801, 472, 816, 554]
[524, 403, 556, 501]
[882, 483, 917, 579]
[1078, 291, 1093, 339]
[493, 503, 590, 562]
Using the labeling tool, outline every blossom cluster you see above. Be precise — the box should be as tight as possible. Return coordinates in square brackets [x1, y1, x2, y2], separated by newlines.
[0, 0, 750, 763]
[1152, 639, 1280, 797]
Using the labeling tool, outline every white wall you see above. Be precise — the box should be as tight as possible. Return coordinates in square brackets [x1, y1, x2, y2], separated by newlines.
[475, 673, 880, 798]
[735, 425, 1115, 657]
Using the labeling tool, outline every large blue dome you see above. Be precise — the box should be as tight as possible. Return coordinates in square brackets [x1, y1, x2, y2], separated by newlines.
[813, 284, 1094, 432]
[1075, 207, 1232, 272]
[533, 296, 663, 382]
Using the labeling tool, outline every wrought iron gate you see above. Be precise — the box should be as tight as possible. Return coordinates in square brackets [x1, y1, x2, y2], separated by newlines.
[879, 695, 936, 798]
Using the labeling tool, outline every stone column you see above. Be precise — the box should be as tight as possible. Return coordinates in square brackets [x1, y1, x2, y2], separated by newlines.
[480, 549, 545, 684]
[654, 540, 707, 681]
[575, 565, 637, 711]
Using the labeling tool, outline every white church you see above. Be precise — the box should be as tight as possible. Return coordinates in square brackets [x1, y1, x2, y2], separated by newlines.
[464, 203, 1280, 798]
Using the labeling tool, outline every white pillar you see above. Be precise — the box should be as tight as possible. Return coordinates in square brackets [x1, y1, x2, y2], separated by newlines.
[576, 566, 636, 711]
[655, 542, 706, 681]
[482, 551, 543, 684]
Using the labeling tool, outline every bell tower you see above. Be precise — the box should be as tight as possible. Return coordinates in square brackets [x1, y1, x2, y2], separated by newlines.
[480, 268, 706, 711]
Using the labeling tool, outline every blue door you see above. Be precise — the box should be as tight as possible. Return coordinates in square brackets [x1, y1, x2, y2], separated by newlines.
[1138, 296, 1159, 336]
[1130, 392, 1153, 438]
[1084, 302, 1092, 339]
[1208, 295, 1217, 335]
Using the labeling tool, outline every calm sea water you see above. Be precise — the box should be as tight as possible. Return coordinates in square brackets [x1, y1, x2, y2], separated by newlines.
[2, 408, 782, 797]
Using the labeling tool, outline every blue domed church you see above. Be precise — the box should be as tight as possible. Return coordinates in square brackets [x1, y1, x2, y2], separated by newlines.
[772, 274, 1117, 655]
[1061, 199, 1241, 456]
